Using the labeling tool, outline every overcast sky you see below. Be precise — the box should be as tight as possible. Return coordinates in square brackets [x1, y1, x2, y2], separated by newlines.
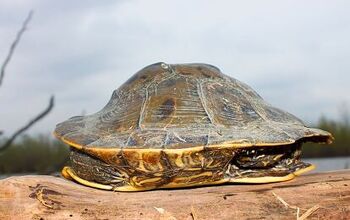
[0, 0, 349, 136]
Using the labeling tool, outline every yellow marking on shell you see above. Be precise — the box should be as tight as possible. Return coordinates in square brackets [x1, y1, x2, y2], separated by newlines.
[148, 152, 164, 172]
[61, 166, 73, 180]
[153, 172, 163, 177]
[136, 153, 147, 172]
[174, 153, 185, 168]
[273, 154, 284, 161]
[130, 171, 219, 190]
[230, 173, 297, 183]
[131, 176, 162, 187]
[137, 159, 162, 173]
[113, 177, 228, 191]
[262, 161, 269, 167]
[205, 157, 216, 169]
[137, 160, 147, 172]
[293, 164, 315, 176]
[161, 172, 228, 189]
[185, 153, 195, 166]
[185, 167, 203, 171]
[154, 161, 164, 172]
[75, 145, 230, 172]
[172, 171, 213, 184]
[174, 150, 207, 170]
[229, 164, 315, 184]
[113, 185, 156, 192]
[139, 151, 164, 172]
[61, 166, 113, 190]
[157, 160, 163, 171]
[57, 132, 332, 158]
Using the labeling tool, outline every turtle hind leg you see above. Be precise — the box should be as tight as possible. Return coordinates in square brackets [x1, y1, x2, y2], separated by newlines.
[66, 149, 131, 190]
[65, 149, 147, 191]
[62, 166, 113, 190]
[62, 166, 154, 191]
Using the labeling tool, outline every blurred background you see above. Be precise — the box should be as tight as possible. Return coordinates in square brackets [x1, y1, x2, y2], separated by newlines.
[0, 0, 349, 177]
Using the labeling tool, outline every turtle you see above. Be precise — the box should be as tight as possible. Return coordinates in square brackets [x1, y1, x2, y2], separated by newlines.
[54, 62, 333, 191]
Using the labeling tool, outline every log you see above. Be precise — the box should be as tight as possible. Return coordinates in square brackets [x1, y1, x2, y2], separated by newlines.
[1, 170, 350, 220]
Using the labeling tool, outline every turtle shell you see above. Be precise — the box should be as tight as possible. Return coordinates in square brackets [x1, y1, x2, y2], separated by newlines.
[54, 62, 333, 150]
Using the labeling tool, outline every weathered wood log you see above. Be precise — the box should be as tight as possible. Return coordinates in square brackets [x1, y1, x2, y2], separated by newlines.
[1, 170, 349, 219]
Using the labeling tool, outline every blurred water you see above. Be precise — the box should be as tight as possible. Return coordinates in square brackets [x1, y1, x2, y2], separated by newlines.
[304, 157, 350, 172]
[0, 157, 349, 180]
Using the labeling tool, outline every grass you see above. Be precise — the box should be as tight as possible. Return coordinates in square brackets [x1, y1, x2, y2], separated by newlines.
[0, 134, 69, 174]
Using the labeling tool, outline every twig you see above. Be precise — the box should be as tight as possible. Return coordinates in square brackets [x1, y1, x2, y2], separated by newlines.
[272, 192, 320, 220]
[154, 207, 177, 220]
[0, 96, 54, 152]
[272, 192, 299, 210]
[0, 10, 33, 87]
[190, 205, 198, 220]
[154, 207, 165, 214]
[298, 205, 320, 220]
[35, 187, 53, 209]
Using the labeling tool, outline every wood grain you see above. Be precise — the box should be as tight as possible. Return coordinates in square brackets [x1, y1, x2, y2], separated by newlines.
[1, 170, 349, 220]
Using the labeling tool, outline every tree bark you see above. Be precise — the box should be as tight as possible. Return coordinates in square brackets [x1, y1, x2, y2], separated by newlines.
[1, 170, 349, 220]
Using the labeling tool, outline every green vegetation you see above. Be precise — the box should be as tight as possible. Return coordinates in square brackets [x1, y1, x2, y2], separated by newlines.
[0, 134, 69, 174]
[303, 114, 350, 158]
[0, 114, 349, 175]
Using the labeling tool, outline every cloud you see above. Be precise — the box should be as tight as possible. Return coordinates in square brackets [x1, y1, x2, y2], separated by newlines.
[0, 0, 349, 135]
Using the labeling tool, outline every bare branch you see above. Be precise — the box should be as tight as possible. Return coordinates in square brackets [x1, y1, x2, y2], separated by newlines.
[0, 10, 33, 87]
[0, 96, 54, 152]
[0, 11, 55, 152]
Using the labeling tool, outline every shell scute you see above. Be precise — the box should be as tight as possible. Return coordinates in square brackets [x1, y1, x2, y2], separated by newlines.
[141, 75, 210, 129]
[202, 81, 262, 127]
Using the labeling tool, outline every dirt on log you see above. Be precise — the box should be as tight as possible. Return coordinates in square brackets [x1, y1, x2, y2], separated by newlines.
[0, 170, 349, 220]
